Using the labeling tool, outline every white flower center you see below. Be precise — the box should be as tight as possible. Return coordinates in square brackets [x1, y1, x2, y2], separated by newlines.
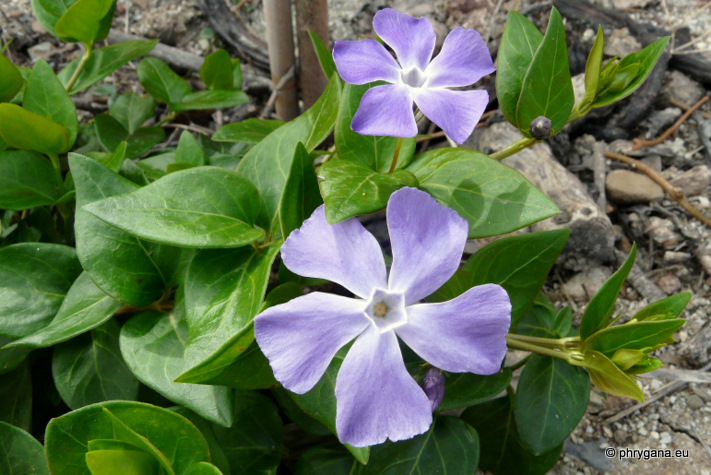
[400, 67, 427, 88]
[365, 288, 407, 333]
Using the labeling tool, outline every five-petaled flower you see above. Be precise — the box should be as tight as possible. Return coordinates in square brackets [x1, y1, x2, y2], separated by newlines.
[332, 8, 495, 144]
[254, 187, 511, 447]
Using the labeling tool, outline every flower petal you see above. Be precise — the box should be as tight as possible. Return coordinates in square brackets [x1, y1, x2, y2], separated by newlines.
[412, 88, 489, 144]
[424, 27, 495, 88]
[373, 8, 435, 71]
[387, 187, 468, 304]
[351, 84, 417, 138]
[333, 39, 401, 85]
[396, 284, 511, 374]
[254, 292, 370, 394]
[335, 326, 432, 447]
[281, 205, 386, 298]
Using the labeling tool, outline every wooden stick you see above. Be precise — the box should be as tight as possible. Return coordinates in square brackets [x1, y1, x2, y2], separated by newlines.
[264, 0, 299, 120]
[605, 151, 711, 227]
[669, 97, 711, 120]
[632, 95, 709, 150]
[295, 0, 329, 109]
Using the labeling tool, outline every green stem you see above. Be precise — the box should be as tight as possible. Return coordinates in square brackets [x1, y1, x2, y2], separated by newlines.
[506, 333, 580, 350]
[64, 43, 93, 93]
[388, 137, 403, 174]
[488, 136, 537, 161]
[156, 110, 179, 127]
[505, 334, 574, 362]
[48, 153, 64, 192]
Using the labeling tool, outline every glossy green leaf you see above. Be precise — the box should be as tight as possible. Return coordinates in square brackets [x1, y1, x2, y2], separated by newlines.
[120, 310, 235, 427]
[0, 53, 23, 102]
[633, 292, 691, 321]
[584, 26, 604, 104]
[137, 57, 191, 106]
[180, 242, 281, 380]
[496, 11, 543, 128]
[0, 150, 61, 209]
[59, 40, 158, 95]
[110, 92, 156, 134]
[280, 142, 322, 238]
[408, 148, 559, 238]
[84, 166, 263, 248]
[200, 49, 234, 90]
[45, 401, 211, 474]
[461, 394, 562, 474]
[71, 154, 172, 306]
[308, 29, 336, 79]
[439, 368, 512, 411]
[295, 447, 356, 475]
[516, 296, 564, 338]
[185, 462, 223, 475]
[515, 354, 589, 455]
[85, 449, 159, 475]
[335, 82, 416, 172]
[515, 8, 574, 136]
[0, 243, 82, 338]
[580, 243, 637, 339]
[585, 350, 644, 401]
[0, 336, 31, 374]
[236, 76, 341, 232]
[319, 159, 417, 223]
[24, 59, 78, 147]
[54, 0, 115, 45]
[583, 319, 685, 356]
[176, 131, 206, 166]
[0, 361, 32, 431]
[0, 421, 49, 475]
[31, 0, 79, 39]
[52, 319, 139, 410]
[171, 89, 249, 112]
[213, 118, 283, 144]
[9, 272, 120, 348]
[0, 103, 70, 155]
[272, 388, 330, 436]
[95, 113, 165, 158]
[360, 416, 479, 474]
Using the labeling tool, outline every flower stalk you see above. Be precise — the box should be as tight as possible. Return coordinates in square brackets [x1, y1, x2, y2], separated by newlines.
[64, 43, 93, 93]
[388, 137, 403, 174]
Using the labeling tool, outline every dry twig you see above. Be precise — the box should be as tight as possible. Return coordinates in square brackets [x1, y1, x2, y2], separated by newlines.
[632, 95, 709, 150]
[260, 66, 295, 119]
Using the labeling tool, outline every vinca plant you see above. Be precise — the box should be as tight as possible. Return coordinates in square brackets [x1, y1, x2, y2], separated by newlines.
[0, 2, 687, 474]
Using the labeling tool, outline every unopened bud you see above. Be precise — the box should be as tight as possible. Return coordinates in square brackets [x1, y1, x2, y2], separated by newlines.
[530, 116, 551, 140]
[422, 368, 445, 412]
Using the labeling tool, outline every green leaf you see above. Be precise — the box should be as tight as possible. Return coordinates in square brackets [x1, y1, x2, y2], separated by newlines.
[408, 148, 559, 238]
[580, 243, 637, 339]
[515, 8, 574, 136]
[24, 59, 78, 148]
[231, 58, 242, 90]
[71, 154, 173, 306]
[279, 142, 323, 238]
[0, 243, 82, 338]
[84, 166, 264, 248]
[171, 89, 249, 112]
[109, 92, 156, 134]
[496, 11, 543, 129]
[185, 462, 223, 475]
[137, 57, 191, 106]
[295, 447, 357, 475]
[0, 150, 62, 209]
[514, 354, 589, 455]
[200, 49, 234, 90]
[0, 53, 23, 102]
[59, 40, 158, 95]
[85, 449, 159, 475]
[52, 319, 139, 410]
[180, 242, 281, 379]
[308, 29, 336, 79]
[633, 292, 692, 321]
[584, 26, 604, 104]
[516, 296, 563, 338]
[360, 416, 479, 474]
[0, 336, 31, 374]
[213, 118, 284, 144]
[461, 394, 563, 474]
[236, 75, 341, 232]
[335, 82, 417, 172]
[45, 401, 211, 474]
[94, 114, 165, 158]
[54, 0, 115, 45]
[31, 0, 79, 39]
[439, 368, 512, 411]
[592, 37, 670, 108]
[585, 350, 644, 401]
[119, 309, 235, 427]
[290, 349, 370, 464]
[0, 361, 32, 431]
[582, 319, 685, 356]
[0, 421, 49, 475]
[319, 159, 417, 223]
[0, 103, 70, 155]
[9, 272, 120, 348]
[176, 131, 206, 166]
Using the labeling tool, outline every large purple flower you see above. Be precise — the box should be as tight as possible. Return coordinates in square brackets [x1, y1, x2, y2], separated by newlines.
[332, 8, 495, 144]
[254, 187, 511, 447]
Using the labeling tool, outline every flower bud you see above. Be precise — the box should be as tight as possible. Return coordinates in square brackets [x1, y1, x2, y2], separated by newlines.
[422, 368, 445, 411]
[530, 116, 551, 140]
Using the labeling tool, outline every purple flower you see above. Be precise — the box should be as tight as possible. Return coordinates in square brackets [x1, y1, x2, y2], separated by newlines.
[332, 8, 495, 144]
[254, 187, 510, 447]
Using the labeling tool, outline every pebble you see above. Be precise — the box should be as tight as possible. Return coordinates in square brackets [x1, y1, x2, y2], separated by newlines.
[614, 429, 627, 444]
[656, 273, 682, 295]
[688, 394, 706, 410]
[660, 431, 672, 445]
[670, 165, 711, 196]
[660, 70, 707, 105]
[644, 107, 682, 139]
[27, 41, 53, 62]
[645, 217, 682, 249]
[606, 169, 664, 204]
[663, 251, 692, 264]
[651, 430, 660, 440]
[564, 266, 612, 301]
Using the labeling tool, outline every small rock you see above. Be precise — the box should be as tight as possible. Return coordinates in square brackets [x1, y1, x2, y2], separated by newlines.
[651, 430, 660, 440]
[606, 169, 665, 204]
[656, 273, 681, 295]
[660, 70, 706, 106]
[692, 386, 711, 402]
[660, 431, 672, 445]
[605, 28, 641, 56]
[645, 217, 681, 249]
[641, 155, 662, 173]
[614, 429, 627, 444]
[688, 394, 705, 410]
[614, 0, 654, 7]
[564, 266, 612, 301]
[670, 165, 711, 197]
[663, 251, 692, 264]
[27, 41, 54, 62]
